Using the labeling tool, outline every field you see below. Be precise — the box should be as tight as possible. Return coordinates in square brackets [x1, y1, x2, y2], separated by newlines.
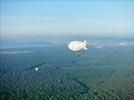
[0, 40, 134, 100]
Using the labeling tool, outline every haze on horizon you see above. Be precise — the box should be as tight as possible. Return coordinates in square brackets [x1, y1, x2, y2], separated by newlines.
[0, 0, 134, 37]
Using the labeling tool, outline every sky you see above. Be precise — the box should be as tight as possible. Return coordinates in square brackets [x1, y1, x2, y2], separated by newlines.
[0, 0, 134, 37]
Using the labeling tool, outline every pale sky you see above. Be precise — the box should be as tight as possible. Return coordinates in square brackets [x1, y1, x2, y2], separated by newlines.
[1, 0, 134, 36]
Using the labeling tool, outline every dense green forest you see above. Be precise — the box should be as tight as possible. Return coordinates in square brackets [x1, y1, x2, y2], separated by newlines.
[0, 45, 134, 100]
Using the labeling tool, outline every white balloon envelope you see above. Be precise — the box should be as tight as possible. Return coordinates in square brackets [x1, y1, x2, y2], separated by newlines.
[68, 40, 88, 52]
